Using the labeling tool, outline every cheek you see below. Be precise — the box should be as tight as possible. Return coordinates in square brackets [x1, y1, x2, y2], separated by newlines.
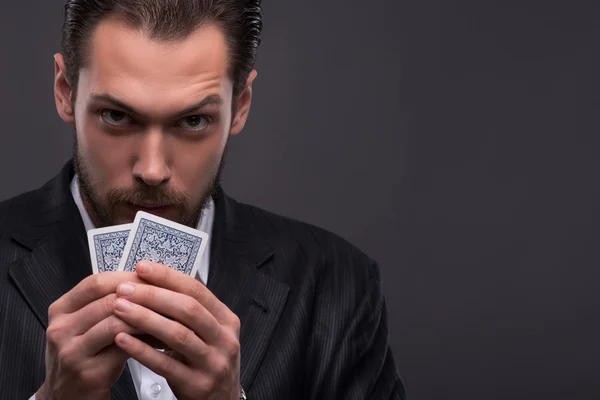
[171, 133, 225, 195]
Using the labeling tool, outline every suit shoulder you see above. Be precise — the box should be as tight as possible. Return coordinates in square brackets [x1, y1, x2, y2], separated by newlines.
[236, 201, 379, 279]
[0, 196, 14, 217]
[0, 189, 42, 238]
[0, 196, 17, 239]
[0, 190, 44, 278]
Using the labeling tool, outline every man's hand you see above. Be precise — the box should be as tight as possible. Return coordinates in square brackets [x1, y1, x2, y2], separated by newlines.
[113, 261, 241, 400]
[37, 272, 144, 400]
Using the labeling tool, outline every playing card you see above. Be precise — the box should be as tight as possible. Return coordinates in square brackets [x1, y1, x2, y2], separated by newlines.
[117, 211, 209, 277]
[87, 224, 133, 274]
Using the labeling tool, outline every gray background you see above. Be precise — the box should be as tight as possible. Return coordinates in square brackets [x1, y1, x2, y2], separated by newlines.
[1, 1, 598, 399]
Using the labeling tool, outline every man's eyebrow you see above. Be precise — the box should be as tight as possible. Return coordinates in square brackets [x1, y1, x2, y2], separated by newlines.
[89, 94, 224, 119]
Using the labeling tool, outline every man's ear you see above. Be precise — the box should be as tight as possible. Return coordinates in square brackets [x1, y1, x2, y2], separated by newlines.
[230, 69, 258, 136]
[54, 53, 75, 124]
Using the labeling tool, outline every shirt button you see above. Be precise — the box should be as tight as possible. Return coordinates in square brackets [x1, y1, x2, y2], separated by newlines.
[150, 382, 162, 397]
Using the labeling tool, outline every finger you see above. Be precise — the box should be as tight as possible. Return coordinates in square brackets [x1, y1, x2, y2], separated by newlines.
[66, 294, 118, 335]
[135, 334, 170, 350]
[116, 282, 221, 343]
[50, 272, 142, 316]
[113, 298, 209, 363]
[85, 344, 129, 370]
[83, 345, 130, 386]
[135, 261, 234, 326]
[115, 332, 191, 388]
[78, 315, 141, 356]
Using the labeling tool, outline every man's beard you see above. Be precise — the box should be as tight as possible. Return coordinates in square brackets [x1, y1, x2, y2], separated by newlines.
[73, 136, 226, 229]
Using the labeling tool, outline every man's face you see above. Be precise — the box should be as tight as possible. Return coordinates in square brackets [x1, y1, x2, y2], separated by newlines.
[54, 17, 255, 228]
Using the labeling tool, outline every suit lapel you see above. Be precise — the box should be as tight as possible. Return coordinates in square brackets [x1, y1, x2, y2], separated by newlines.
[6, 162, 137, 400]
[208, 189, 290, 392]
[8, 163, 89, 329]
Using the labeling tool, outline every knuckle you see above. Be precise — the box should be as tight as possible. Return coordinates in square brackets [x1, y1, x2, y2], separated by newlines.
[104, 294, 117, 314]
[46, 326, 59, 344]
[58, 344, 78, 370]
[160, 263, 171, 279]
[88, 274, 106, 297]
[174, 326, 192, 347]
[46, 320, 68, 344]
[223, 333, 240, 358]
[144, 285, 156, 302]
[157, 354, 175, 377]
[229, 313, 241, 332]
[212, 356, 229, 378]
[190, 280, 207, 302]
[47, 301, 60, 320]
[230, 337, 241, 357]
[184, 297, 201, 318]
[132, 338, 145, 356]
[107, 315, 125, 335]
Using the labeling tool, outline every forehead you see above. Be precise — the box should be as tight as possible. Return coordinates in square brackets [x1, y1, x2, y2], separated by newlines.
[79, 16, 232, 115]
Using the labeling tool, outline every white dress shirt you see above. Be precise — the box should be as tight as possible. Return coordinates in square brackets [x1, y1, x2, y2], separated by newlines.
[28, 176, 214, 400]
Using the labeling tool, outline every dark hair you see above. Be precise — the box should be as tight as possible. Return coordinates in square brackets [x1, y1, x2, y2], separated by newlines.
[61, 0, 262, 102]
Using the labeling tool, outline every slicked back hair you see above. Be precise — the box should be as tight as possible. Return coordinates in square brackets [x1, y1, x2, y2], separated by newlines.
[62, 0, 262, 103]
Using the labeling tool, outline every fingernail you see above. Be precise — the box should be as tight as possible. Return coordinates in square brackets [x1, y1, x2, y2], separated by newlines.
[118, 333, 132, 345]
[118, 283, 135, 296]
[137, 261, 152, 274]
[115, 298, 132, 312]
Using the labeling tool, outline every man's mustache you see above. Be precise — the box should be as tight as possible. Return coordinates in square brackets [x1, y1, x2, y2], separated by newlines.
[106, 185, 190, 207]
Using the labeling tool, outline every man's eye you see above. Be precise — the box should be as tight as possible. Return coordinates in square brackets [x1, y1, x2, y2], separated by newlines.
[179, 115, 210, 131]
[100, 109, 132, 126]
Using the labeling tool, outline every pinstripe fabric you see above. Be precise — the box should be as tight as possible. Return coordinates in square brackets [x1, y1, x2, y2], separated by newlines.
[0, 161, 405, 399]
[0, 163, 137, 399]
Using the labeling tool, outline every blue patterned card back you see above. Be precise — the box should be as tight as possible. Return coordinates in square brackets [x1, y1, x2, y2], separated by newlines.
[121, 216, 204, 275]
[89, 227, 131, 273]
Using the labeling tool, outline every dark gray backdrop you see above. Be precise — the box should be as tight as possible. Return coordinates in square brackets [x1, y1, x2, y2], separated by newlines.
[1, 1, 598, 399]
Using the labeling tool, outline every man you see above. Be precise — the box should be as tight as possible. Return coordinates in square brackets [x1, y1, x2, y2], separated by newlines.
[0, 0, 405, 398]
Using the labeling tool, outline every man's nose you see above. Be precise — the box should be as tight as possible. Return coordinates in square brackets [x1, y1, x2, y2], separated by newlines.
[132, 129, 172, 186]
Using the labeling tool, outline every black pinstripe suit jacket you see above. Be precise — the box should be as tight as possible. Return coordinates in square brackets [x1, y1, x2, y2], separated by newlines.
[0, 162, 405, 399]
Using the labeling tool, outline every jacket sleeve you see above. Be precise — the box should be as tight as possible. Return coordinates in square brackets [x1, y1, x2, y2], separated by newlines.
[306, 246, 406, 400]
